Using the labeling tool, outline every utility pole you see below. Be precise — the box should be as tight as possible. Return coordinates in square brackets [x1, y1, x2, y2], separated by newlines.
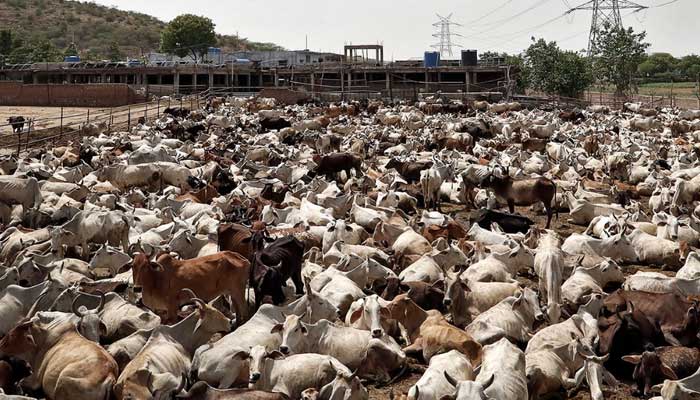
[566, 0, 647, 56]
[431, 13, 463, 59]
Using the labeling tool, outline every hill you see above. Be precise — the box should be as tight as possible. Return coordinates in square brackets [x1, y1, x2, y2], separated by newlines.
[0, 0, 282, 62]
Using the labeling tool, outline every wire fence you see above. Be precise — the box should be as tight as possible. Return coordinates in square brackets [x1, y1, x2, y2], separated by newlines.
[0, 93, 208, 155]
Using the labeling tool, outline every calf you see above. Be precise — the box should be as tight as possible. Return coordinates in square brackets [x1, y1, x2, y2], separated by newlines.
[313, 153, 362, 181]
[623, 345, 700, 396]
[469, 208, 534, 234]
[252, 236, 305, 306]
[6, 116, 25, 134]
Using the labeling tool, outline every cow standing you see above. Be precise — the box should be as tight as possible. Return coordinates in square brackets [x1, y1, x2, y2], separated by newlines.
[6, 116, 25, 134]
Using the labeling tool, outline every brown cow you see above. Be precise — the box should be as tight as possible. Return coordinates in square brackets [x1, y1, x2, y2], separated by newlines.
[386, 294, 481, 365]
[583, 135, 599, 156]
[420, 221, 467, 242]
[176, 184, 220, 204]
[623, 345, 700, 396]
[218, 223, 255, 261]
[384, 159, 433, 184]
[132, 251, 250, 322]
[313, 153, 363, 181]
[483, 168, 557, 228]
[602, 290, 700, 347]
[0, 356, 31, 395]
[380, 277, 445, 312]
[177, 381, 290, 399]
[0, 316, 118, 400]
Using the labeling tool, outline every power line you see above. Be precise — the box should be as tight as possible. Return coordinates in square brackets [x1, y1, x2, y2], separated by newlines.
[566, 0, 648, 56]
[465, 0, 515, 24]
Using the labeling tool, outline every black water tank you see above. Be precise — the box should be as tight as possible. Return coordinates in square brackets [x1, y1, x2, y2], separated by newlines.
[461, 50, 477, 66]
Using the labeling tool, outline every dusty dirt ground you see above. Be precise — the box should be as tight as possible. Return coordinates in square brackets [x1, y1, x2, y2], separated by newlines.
[367, 198, 655, 400]
[0, 106, 101, 133]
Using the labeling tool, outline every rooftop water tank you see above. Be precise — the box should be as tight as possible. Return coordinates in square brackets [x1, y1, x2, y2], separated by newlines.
[424, 51, 440, 68]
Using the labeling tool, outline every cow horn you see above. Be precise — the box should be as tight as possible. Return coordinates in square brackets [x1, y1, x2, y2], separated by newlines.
[94, 290, 106, 313]
[179, 288, 197, 303]
[175, 372, 187, 394]
[71, 296, 85, 318]
[27, 290, 49, 318]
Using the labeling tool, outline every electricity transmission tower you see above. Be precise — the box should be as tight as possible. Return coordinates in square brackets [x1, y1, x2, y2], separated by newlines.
[431, 13, 463, 58]
[567, 0, 647, 56]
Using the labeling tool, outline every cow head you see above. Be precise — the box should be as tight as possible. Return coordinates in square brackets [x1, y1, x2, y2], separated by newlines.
[48, 226, 74, 257]
[71, 291, 107, 342]
[253, 261, 286, 305]
[0, 320, 37, 357]
[274, 314, 309, 355]
[131, 253, 163, 294]
[246, 345, 285, 386]
[348, 295, 391, 338]
[444, 373, 495, 400]
[512, 288, 544, 324]
[622, 345, 678, 396]
[319, 366, 367, 400]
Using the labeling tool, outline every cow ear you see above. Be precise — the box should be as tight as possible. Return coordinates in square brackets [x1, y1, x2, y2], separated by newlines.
[431, 280, 444, 290]
[232, 350, 249, 361]
[349, 306, 364, 324]
[345, 225, 353, 232]
[621, 355, 642, 365]
[328, 226, 336, 232]
[264, 236, 275, 243]
[241, 236, 252, 244]
[270, 324, 284, 334]
[267, 350, 285, 360]
[380, 306, 391, 319]
[660, 363, 678, 380]
[300, 323, 309, 335]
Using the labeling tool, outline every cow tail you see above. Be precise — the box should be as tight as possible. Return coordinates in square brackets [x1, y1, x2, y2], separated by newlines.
[552, 179, 559, 221]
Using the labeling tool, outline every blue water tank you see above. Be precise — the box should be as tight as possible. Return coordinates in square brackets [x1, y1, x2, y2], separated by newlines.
[208, 47, 222, 54]
[64, 55, 80, 63]
[424, 51, 440, 68]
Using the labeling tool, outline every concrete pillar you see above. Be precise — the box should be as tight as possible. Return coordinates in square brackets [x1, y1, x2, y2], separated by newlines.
[259, 71, 263, 88]
[247, 73, 251, 90]
[208, 71, 214, 88]
[157, 74, 163, 85]
[174, 71, 180, 95]
[310, 73, 315, 94]
[424, 70, 429, 91]
[193, 73, 198, 91]
[347, 72, 352, 89]
[385, 70, 390, 91]
[465, 72, 471, 93]
[274, 70, 279, 87]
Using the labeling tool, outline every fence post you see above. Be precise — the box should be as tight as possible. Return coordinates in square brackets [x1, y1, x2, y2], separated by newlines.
[59, 107, 64, 143]
[109, 108, 113, 132]
[86, 109, 90, 123]
[127, 106, 131, 131]
[157, 98, 161, 116]
[25, 119, 32, 152]
[144, 103, 148, 122]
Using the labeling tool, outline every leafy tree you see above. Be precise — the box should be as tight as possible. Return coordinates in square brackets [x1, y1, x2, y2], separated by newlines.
[523, 38, 593, 98]
[590, 23, 649, 95]
[8, 37, 61, 63]
[0, 30, 14, 56]
[107, 41, 123, 61]
[160, 14, 216, 62]
[64, 41, 79, 57]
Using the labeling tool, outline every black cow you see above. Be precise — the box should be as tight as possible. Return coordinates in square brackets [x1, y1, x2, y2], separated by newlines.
[259, 117, 292, 133]
[470, 208, 534, 234]
[6, 116, 25, 134]
[163, 107, 190, 119]
[249, 236, 305, 307]
[312, 153, 362, 181]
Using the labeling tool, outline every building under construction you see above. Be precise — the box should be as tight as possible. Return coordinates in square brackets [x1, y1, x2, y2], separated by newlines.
[0, 46, 514, 104]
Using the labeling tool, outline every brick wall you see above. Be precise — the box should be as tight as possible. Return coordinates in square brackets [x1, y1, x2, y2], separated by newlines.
[257, 88, 311, 105]
[0, 83, 147, 107]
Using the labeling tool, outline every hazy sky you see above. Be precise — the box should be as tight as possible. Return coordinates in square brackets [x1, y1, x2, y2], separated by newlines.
[92, 0, 695, 59]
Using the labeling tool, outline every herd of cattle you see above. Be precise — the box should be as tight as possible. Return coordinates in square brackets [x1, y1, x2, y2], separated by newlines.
[2, 95, 700, 400]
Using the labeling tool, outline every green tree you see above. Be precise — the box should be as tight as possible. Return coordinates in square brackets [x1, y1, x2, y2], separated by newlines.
[107, 41, 123, 61]
[0, 30, 14, 56]
[523, 39, 592, 98]
[590, 23, 649, 95]
[9, 37, 61, 63]
[160, 14, 216, 62]
[64, 41, 79, 57]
